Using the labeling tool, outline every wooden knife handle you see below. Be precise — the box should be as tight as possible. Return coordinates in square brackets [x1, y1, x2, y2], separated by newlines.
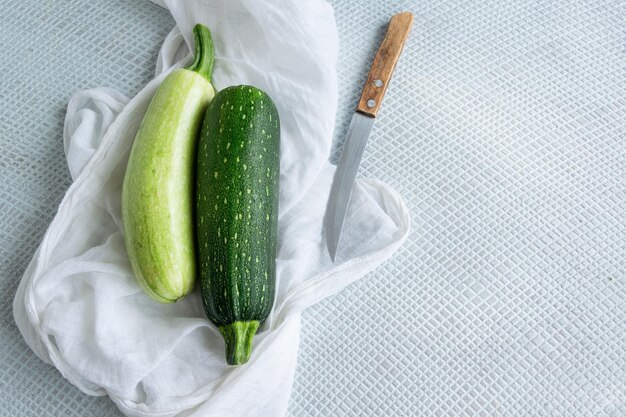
[356, 12, 413, 118]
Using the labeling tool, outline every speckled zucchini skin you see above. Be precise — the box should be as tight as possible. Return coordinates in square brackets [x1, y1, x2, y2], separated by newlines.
[196, 85, 280, 365]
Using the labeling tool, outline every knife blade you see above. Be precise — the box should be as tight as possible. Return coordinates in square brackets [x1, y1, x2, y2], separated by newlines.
[324, 12, 413, 261]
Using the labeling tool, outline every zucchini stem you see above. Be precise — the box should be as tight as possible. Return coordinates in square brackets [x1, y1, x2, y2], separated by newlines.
[186, 24, 214, 82]
[219, 321, 260, 365]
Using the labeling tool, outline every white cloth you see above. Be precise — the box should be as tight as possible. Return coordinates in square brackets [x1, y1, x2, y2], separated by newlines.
[12, 1, 409, 416]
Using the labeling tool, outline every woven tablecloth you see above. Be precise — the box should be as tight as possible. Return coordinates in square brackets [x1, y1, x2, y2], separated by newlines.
[1, 0, 624, 416]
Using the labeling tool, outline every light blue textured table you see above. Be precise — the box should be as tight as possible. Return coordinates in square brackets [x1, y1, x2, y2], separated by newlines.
[1, 0, 624, 416]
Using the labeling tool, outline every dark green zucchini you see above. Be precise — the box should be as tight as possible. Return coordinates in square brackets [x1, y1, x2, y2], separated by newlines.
[196, 85, 280, 365]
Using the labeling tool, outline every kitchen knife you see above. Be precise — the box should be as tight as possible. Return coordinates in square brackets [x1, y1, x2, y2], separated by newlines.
[324, 11, 413, 261]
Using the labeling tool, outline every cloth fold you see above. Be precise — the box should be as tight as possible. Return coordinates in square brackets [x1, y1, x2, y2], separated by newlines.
[13, 0, 410, 416]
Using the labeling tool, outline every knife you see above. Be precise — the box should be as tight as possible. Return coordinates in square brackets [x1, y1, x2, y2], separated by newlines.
[324, 12, 413, 261]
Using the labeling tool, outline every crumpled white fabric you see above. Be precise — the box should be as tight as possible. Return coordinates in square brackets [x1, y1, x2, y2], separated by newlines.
[13, 0, 410, 416]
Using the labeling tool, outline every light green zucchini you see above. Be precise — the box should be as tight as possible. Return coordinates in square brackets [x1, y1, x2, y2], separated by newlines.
[122, 24, 215, 303]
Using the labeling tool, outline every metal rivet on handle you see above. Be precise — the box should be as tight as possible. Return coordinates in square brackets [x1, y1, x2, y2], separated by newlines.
[373, 79, 383, 87]
[367, 99, 376, 108]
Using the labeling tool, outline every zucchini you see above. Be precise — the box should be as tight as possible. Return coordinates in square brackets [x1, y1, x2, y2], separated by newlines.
[197, 85, 280, 365]
[122, 25, 216, 303]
